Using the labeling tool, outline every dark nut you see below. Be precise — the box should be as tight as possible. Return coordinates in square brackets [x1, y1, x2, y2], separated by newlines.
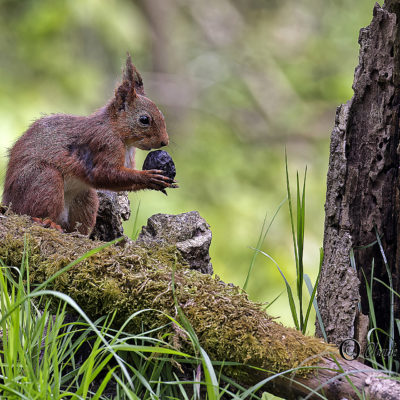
[142, 150, 176, 180]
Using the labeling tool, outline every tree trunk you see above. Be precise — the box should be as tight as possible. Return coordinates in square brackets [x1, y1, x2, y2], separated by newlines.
[318, 1, 400, 350]
[1, 211, 400, 399]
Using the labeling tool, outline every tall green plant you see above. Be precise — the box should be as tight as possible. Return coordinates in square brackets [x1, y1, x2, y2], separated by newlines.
[285, 152, 307, 331]
[256, 155, 325, 336]
[285, 154, 324, 334]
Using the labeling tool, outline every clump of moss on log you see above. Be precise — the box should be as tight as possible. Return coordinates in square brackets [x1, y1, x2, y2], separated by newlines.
[0, 212, 335, 383]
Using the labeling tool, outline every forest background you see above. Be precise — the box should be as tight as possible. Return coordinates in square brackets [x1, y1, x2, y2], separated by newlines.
[0, 0, 376, 329]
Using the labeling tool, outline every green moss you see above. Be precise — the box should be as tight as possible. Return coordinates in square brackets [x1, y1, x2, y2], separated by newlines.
[0, 212, 336, 384]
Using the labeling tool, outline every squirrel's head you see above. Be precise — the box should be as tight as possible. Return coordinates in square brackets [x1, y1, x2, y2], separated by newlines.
[109, 54, 169, 150]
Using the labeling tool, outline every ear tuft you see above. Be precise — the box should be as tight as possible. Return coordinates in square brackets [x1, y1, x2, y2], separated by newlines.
[123, 53, 134, 84]
[109, 53, 146, 117]
[124, 52, 145, 96]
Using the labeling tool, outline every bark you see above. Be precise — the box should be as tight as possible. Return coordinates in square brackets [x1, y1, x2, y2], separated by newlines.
[137, 212, 213, 274]
[90, 191, 131, 241]
[318, 2, 400, 347]
[1, 212, 399, 399]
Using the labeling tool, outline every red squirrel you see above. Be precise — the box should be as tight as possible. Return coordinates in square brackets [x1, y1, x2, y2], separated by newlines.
[2, 54, 176, 235]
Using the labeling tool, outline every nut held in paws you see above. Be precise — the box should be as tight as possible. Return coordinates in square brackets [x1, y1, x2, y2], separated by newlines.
[142, 150, 176, 181]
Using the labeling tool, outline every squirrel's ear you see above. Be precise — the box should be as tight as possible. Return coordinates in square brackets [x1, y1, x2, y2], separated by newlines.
[124, 53, 145, 96]
[113, 80, 135, 113]
[110, 54, 146, 116]
[111, 54, 138, 113]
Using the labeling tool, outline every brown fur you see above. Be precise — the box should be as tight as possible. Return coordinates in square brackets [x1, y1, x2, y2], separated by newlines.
[2, 55, 174, 235]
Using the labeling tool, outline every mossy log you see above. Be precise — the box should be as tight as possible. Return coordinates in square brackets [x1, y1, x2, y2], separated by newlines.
[0, 212, 399, 399]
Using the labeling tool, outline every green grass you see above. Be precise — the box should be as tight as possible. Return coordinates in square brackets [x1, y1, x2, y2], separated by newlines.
[1, 238, 299, 399]
[283, 154, 324, 335]
[0, 239, 194, 399]
[246, 155, 325, 337]
[3, 160, 400, 398]
[0, 228, 396, 400]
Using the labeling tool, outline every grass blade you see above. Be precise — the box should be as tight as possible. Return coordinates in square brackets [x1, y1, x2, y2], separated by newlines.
[243, 198, 286, 291]
[285, 150, 299, 277]
[257, 249, 299, 330]
[375, 228, 394, 372]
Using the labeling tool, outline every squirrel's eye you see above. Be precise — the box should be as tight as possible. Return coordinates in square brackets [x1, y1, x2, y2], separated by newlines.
[139, 115, 150, 125]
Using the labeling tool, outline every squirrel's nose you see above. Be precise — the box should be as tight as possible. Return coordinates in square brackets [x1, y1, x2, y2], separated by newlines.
[161, 140, 168, 147]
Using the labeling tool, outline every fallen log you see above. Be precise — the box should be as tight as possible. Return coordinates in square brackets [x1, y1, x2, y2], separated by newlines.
[0, 211, 399, 399]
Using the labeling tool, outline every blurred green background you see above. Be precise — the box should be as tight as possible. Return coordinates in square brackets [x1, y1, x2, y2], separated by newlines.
[0, 0, 376, 331]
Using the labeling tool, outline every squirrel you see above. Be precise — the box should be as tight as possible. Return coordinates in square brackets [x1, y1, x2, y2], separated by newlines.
[2, 54, 177, 235]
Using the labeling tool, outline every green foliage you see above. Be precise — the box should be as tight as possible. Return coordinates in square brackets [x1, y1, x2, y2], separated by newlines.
[0, 213, 333, 386]
[285, 153, 307, 330]
[254, 157, 323, 335]
[0, 241, 226, 398]
[0, 237, 329, 399]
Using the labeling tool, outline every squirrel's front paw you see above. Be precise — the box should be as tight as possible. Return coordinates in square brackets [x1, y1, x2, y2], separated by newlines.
[142, 150, 178, 195]
[141, 169, 178, 193]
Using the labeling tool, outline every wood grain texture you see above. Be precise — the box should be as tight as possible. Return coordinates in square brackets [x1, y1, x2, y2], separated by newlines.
[318, 2, 400, 347]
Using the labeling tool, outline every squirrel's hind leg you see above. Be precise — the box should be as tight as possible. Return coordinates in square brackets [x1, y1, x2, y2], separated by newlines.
[5, 167, 64, 222]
